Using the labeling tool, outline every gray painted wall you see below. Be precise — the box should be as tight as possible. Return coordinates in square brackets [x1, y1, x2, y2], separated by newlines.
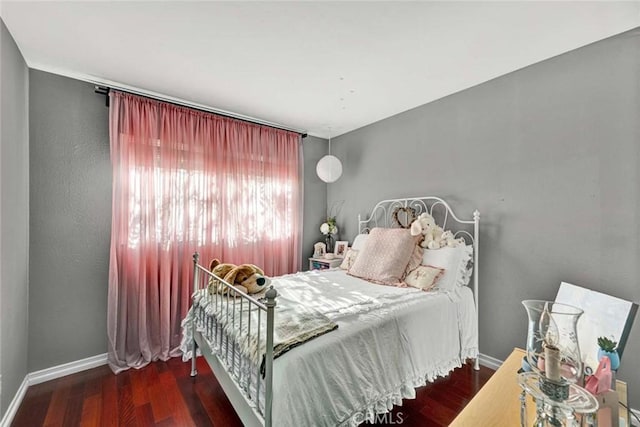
[0, 19, 30, 415]
[302, 136, 328, 269]
[29, 70, 111, 371]
[329, 28, 640, 407]
[27, 70, 328, 372]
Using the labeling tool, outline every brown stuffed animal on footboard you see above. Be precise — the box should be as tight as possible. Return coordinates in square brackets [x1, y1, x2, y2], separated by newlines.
[207, 259, 268, 297]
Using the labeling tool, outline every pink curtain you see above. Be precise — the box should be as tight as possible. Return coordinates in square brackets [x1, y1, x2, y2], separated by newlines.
[107, 92, 302, 373]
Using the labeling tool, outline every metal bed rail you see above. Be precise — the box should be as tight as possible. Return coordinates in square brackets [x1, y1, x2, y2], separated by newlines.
[190, 252, 277, 427]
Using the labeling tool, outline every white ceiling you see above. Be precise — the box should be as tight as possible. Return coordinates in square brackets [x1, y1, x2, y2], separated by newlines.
[2, 1, 639, 138]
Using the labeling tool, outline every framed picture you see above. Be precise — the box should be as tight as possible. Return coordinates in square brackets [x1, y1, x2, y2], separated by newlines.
[334, 241, 348, 257]
[313, 242, 326, 258]
[555, 282, 638, 373]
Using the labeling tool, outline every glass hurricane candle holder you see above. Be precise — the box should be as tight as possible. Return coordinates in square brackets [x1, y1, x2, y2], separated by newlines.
[522, 300, 584, 393]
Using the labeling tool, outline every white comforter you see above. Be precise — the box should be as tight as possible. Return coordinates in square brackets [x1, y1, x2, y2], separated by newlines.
[183, 268, 478, 427]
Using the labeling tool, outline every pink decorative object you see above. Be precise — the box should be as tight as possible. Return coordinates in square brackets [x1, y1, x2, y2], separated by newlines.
[585, 356, 613, 396]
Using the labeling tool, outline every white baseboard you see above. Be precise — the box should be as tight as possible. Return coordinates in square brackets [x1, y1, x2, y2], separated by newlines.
[478, 352, 503, 370]
[0, 353, 108, 427]
[0, 376, 29, 427]
[28, 353, 108, 386]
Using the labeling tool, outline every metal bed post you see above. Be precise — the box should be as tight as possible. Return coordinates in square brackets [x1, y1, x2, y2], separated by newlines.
[191, 252, 200, 377]
[473, 210, 480, 371]
[264, 286, 278, 427]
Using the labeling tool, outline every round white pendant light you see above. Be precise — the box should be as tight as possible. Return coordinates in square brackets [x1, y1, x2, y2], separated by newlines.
[316, 154, 343, 183]
[316, 131, 342, 183]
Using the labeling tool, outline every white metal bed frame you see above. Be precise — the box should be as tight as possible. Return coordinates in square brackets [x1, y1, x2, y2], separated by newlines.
[188, 196, 480, 427]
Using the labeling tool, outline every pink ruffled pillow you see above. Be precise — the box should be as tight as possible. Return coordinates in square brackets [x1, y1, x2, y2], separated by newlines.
[348, 228, 418, 285]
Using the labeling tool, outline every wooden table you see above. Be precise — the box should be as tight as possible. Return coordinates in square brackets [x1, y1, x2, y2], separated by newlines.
[450, 348, 629, 427]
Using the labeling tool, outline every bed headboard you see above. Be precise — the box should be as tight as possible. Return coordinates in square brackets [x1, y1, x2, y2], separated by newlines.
[357, 196, 479, 243]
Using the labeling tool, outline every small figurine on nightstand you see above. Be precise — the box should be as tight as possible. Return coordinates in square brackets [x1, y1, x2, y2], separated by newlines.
[313, 242, 326, 258]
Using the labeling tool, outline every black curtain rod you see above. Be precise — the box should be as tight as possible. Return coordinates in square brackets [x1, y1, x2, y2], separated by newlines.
[93, 85, 307, 138]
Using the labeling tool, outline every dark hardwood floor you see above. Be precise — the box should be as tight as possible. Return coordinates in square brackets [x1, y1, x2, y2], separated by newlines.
[12, 357, 493, 426]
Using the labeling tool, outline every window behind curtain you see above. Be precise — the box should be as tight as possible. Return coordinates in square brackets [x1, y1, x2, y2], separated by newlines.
[107, 91, 301, 372]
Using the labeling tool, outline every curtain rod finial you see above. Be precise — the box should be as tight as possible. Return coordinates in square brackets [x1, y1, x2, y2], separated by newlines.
[94, 86, 110, 107]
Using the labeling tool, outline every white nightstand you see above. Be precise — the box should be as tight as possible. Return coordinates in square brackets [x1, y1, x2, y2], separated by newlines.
[309, 257, 343, 270]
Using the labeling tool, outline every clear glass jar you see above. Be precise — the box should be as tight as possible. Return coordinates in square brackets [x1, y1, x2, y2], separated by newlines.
[522, 300, 584, 386]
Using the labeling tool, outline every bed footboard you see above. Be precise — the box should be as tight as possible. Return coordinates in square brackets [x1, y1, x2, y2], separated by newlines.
[189, 252, 277, 427]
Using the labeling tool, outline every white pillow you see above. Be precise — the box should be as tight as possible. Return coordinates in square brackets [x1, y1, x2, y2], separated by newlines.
[351, 234, 369, 251]
[422, 245, 473, 290]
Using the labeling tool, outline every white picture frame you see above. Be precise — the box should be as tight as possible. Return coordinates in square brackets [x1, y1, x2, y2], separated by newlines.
[313, 242, 326, 258]
[334, 241, 348, 257]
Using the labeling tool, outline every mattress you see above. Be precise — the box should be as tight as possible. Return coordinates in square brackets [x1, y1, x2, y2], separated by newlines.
[182, 268, 478, 427]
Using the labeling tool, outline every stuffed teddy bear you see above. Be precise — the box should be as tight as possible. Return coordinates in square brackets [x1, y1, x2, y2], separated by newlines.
[207, 259, 234, 295]
[410, 213, 463, 249]
[423, 224, 446, 249]
[410, 212, 436, 237]
[439, 230, 462, 248]
[208, 259, 268, 297]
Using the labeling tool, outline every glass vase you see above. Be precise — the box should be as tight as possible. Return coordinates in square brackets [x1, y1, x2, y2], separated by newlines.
[522, 300, 584, 389]
[324, 234, 335, 253]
